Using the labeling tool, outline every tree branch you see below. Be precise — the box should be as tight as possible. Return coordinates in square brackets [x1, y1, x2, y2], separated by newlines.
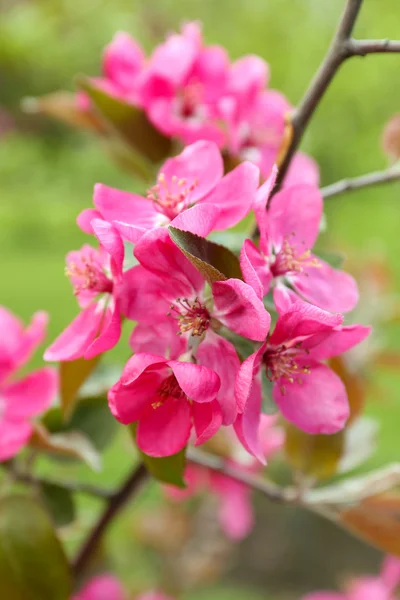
[72, 463, 148, 579]
[188, 448, 296, 503]
[321, 165, 400, 199]
[350, 39, 400, 56]
[276, 0, 364, 188]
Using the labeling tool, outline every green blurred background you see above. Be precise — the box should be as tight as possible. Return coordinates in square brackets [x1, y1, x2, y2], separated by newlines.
[1, 0, 400, 598]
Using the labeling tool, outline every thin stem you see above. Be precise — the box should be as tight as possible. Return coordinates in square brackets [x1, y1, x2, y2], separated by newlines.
[276, 0, 363, 187]
[350, 39, 400, 56]
[10, 469, 114, 500]
[72, 463, 148, 579]
[188, 448, 296, 503]
[321, 165, 400, 199]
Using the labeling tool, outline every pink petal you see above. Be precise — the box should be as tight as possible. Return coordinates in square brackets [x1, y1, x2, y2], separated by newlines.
[108, 355, 168, 424]
[269, 303, 343, 347]
[160, 141, 223, 203]
[118, 265, 170, 323]
[137, 397, 192, 457]
[130, 320, 186, 361]
[103, 32, 145, 89]
[196, 332, 240, 424]
[192, 399, 223, 445]
[240, 239, 271, 299]
[76, 208, 102, 234]
[164, 463, 205, 501]
[170, 203, 220, 237]
[284, 151, 320, 188]
[381, 555, 400, 592]
[112, 221, 148, 244]
[168, 361, 220, 403]
[0, 420, 32, 462]
[91, 219, 124, 281]
[268, 184, 322, 251]
[44, 303, 103, 362]
[309, 325, 371, 361]
[235, 344, 266, 413]
[292, 259, 359, 313]
[234, 376, 265, 464]
[0, 308, 48, 380]
[253, 164, 278, 255]
[217, 481, 254, 540]
[191, 45, 229, 97]
[135, 228, 204, 296]
[272, 284, 300, 314]
[273, 363, 349, 434]
[84, 297, 122, 359]
[201, 162, 260, 231]
[228, 55, 269, 104]
[212, 278, 271, 341]
[145, 31, 198, 90]
[93, 184, 157, 230]
[3, 367, 57, 420]
[74, 574, 125, 600]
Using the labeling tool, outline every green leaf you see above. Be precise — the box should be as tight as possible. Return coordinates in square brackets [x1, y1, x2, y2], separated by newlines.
[78, 77, 172, 163]
[284, 422, 345, 480]
[169, 227, 242, 284]
[130, 424, 186, 488]
[0, 495, 72, 600]
[43, 396, 118, 452]
[315, 249, 345, 269]
[59, 355, 101, 421]
[40, 484, 76, 528]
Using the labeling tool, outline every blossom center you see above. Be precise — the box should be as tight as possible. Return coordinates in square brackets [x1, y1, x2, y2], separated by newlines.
[263, 343, 311, 393]
[152, 374, 186, 408]
[270, 238, 320, 277]
[66, 256, 113, 296]
[147, 173, 198, 220]
[179, 81, 204, 119]
[169, 297, 210, 336]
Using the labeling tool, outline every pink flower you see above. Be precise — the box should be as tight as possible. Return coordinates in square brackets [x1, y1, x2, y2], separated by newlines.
[140, 22, 230, 146]
[108, 353, 222, 457]
[0, 307, 57, 461]
[235, 303, 370, 460]
[45, 220, 125, 361]
[301, 555, 400, 600]
[166, 415, 284, 539]
[78, 141, 260, 241]
[121, 227, 270, 424]
[73, 575, 125, 600]
[241, 166, 359, 313]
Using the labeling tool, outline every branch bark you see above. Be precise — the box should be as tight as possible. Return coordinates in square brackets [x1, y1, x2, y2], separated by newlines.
[350, 39, 400, 56]
[72, 463, 148, 579]
[321, 165, 400, 199]
[188, 448, 296, 503]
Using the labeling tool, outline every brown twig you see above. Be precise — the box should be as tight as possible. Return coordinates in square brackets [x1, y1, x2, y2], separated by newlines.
[187, 448, 296, 503]
[321, 166, 400, 199]
[72, 463, 148, 579]
[276, 0, 400, 189]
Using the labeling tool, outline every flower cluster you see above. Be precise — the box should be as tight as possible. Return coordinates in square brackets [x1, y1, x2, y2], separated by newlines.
[0, 307, 57, 461]
[301, 555, 400, 600]
[44, 138, 370, 461]
[80, 22, 318, 184]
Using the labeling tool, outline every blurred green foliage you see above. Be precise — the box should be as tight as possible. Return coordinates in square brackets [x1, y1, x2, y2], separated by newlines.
[1, 0, 400, 597]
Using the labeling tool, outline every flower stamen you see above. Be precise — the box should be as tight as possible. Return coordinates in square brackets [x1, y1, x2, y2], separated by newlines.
[168, 297, 210, 337]
[146, 173, 198, 220]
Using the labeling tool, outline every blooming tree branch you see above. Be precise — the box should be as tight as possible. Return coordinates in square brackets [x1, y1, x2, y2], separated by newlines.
[72, 462, 148, 578]
[276, 0, 400, 188]
[321, 165, 400, 199]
